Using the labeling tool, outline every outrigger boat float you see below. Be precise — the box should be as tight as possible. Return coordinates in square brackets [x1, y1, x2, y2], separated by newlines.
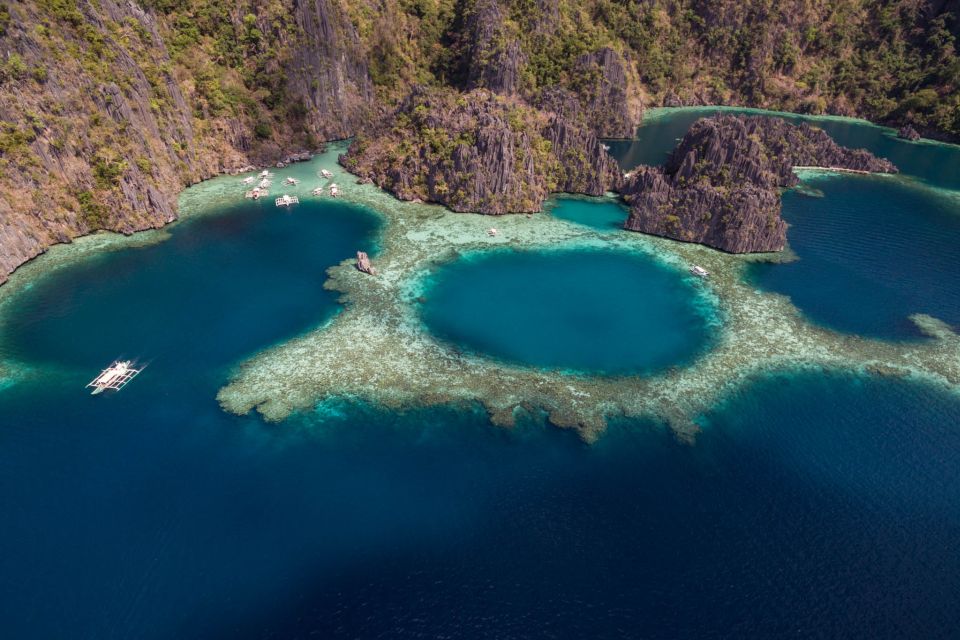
[87, 360, 141, 395]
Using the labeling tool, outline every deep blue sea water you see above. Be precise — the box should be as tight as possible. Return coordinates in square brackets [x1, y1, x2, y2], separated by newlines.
[1, 117, 960, 638]
[419, 248, 714, 374]
[749, 176, 960, 338]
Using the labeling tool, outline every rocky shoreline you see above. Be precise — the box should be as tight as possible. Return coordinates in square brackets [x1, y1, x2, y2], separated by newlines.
[621, 115, 897, 253]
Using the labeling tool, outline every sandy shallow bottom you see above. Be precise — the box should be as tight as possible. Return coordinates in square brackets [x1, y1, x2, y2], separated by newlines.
[213, 143, 960, 442]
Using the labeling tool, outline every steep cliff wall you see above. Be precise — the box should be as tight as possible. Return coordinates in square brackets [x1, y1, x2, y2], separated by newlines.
[0, 0, 373, 284]
[622, 115, 897, 253]
[339, 87, 619, 214]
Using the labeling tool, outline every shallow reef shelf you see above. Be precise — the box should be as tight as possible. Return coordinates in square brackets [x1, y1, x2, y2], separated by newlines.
[215, 142, 960, 442]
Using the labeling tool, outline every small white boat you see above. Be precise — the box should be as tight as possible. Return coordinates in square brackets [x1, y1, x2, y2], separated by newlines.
[242, 176, 254, 185]
[601, 143, 611, 151]
[259, 179, 271, 189]
[245, 186, 262, 199]
[284, 177, 299, 185]
[320, 169, 333, 179]
[487, 228, 498, 237]
[275, 194, 299, 207]
[312, 186, 324, 196]
[87, 360, 141, 394]
[260, 170, 270, 178]
[690, 265, 710, 278]
[329, 184, 339, 197]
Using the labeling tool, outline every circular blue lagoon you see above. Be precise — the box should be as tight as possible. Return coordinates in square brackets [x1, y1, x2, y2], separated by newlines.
[418, 247, 717, 374]
[747, 175, 960, 339]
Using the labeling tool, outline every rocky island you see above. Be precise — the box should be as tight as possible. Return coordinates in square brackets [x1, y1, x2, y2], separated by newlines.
[339, 87, 620, 214]
[621, 115, 898, 253]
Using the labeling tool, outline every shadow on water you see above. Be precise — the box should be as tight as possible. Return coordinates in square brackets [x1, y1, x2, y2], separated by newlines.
[188, 372, 960, 640]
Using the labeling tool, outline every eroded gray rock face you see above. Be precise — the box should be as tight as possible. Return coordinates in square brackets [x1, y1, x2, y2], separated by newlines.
[286, 0, 375, 140]
[463, 0, 526, 96]
[898, 124, 921, 141]
[571, 48, 642, 139]
[355, 251, 377, 275]
[0, 0, 375, 284]
[339, 87, 620, 214]
[622, 115, 897, 253]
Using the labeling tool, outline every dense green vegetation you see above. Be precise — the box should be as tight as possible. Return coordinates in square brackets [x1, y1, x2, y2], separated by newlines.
[345, 0, 959, 139]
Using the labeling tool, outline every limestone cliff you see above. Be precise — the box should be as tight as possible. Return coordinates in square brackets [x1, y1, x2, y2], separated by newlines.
[0, 0, 373, 284]
[622, 115, 897, 253]
[339, 87, 619, 214]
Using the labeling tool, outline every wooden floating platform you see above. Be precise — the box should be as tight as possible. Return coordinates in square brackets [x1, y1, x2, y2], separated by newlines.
[87, 361, 141, 395]
[275, 195, 299, 207]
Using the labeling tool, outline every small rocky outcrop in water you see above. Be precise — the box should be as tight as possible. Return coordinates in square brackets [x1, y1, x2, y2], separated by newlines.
[339, 87, 620, 214]
[356, 251, 377, 275]
[898, 125, 921, 141]
[622, 115, 897, 253]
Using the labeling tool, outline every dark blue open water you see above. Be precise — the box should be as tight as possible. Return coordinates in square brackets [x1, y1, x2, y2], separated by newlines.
[749, 177, 960, 338]
[419, 248, 714, 374]
[1, 119, 959, 638]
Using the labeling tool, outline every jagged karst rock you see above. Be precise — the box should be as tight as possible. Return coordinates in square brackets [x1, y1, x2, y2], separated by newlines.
[286, 0, 375, 140]
[898, 125, 921, 141]
[356, 251, 377, 275]
[571, 48, 643, 138]
[0, 0, 374, 284]
[339, 87, 619, 214]
[622, 115, 898, 253]
[462, 0, 526, 95]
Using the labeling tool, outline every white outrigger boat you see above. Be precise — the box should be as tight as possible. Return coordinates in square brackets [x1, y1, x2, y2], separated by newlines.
[275, 194, 299, 207]
[320, 169, 333, 179]
[690, 265, 710, 278]
[329, 183, 339, 197]
[311, 186, 324, 196]
[242, 176, 254, 185]
[259, 170, 271, 178]
[258, 178, 271, 189]
[87, 360, 141, 395]
[284, 177, 299, 185]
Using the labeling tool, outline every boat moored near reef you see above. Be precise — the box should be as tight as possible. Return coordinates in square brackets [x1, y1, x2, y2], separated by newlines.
[690, 265, 710, 278]
[320, 169, 333, 178]
[86, 360, 141, 395]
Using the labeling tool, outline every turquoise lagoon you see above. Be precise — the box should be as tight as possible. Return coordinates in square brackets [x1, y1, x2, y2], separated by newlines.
[0, 114, 959, 638]
[418, 247, 715, 374]
[546, 195, 629, 231]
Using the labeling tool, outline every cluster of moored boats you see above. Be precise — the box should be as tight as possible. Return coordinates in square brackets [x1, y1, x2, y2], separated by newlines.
[241, 167, 340, 206]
